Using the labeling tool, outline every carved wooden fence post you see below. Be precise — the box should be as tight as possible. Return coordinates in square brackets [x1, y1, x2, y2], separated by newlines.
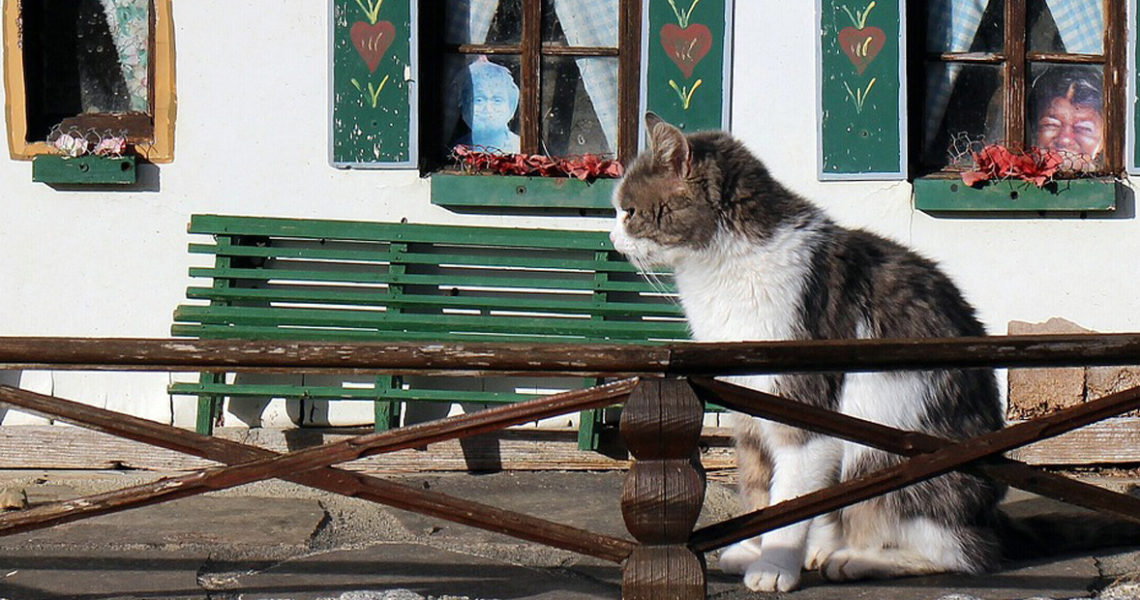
[620, 378, 707, 600]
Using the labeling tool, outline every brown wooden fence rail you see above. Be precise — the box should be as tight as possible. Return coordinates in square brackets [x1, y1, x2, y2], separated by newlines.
[1, 335, 1140, 599]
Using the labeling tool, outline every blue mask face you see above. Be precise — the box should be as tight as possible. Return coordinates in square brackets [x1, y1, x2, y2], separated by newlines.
[460, 61, 519, 147]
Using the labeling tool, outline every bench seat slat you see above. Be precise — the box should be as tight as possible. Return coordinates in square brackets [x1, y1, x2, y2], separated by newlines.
[173, 305, 689, 340]
[189, 266, 666, 294]
[172, 323, 677, 345]
[188, 243, 658, 276]
[183, 287, 684, 318]
[168, 382, 538, 403]
[189, 214, 614, 251]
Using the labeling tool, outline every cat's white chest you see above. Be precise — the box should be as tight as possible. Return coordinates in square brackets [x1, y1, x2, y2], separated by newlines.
[674, 226, 817, 344]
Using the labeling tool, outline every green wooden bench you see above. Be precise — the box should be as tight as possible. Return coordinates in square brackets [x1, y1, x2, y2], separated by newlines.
[169, 214, 690, 450]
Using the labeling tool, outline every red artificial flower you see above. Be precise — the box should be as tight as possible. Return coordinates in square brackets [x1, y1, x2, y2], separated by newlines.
[450, 145, 623, 182]
[960, 144, 1063, 188]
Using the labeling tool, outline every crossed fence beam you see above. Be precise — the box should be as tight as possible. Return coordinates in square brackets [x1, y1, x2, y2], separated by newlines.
[2, 335, 1140, 599]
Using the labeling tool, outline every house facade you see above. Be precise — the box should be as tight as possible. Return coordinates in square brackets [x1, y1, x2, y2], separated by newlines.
[1, 0, 1138, 431]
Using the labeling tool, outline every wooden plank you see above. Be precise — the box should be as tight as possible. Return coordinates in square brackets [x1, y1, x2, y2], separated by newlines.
[0, 381, 642, 531]
[691, 379, 1140, 525]
[8, 335, 1140, 375]
[0, 425, 737, 472]
[4, 419, 1140, 472]
[0, 387, 636, 563]
[690, 382, 1140, 552]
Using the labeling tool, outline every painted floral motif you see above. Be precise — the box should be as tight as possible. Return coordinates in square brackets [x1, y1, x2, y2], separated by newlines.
[348, 0, 396, 108]
[661, 0, 712, 111]
[837, 1, 883, 114]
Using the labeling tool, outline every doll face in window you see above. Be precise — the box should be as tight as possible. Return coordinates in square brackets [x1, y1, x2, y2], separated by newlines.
[1035, 95, 1104, 160]
[460, 62, 519, 135]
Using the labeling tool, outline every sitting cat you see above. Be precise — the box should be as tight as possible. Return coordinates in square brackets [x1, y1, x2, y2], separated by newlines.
[610, 113, 1005, 592]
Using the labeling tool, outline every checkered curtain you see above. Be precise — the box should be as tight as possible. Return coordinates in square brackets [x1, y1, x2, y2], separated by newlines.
[923, 0, 991, 153]
[554, 0, 620, 154]
[1045, 0, 1104, 55]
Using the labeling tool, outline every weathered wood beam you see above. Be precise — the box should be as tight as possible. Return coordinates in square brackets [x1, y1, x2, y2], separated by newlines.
[0, 334, 1139, 375]
[0, 380, 637, 560]
[690, 382, 1140, 552]
[692, 378, 1140, 525]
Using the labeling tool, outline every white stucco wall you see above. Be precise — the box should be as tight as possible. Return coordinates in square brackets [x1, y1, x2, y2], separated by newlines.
[2, 2, 1137, 427]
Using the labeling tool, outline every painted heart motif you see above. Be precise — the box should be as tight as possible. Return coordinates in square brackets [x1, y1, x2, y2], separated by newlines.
[661, 23, 713, 79]
[838, 26, 885, 75]
[351, 20, 396, 74]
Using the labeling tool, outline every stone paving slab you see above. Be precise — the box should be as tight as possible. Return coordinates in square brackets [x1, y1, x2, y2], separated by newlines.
[0, 471, 1138, 600]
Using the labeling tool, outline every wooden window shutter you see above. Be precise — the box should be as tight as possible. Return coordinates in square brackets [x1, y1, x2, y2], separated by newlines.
[641, 0, 733, 139]
[817, 0, 905, 179]
[330, 0, 418, 168]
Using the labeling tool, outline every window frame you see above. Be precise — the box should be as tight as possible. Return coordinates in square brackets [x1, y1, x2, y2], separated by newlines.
[418, 0, 642, 171]
[909, 0, 1127, 177]
[3, 0, 176, 162]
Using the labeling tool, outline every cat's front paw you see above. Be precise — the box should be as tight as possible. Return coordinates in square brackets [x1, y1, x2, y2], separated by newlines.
[803, 542, 837, 570]
[717, 539, 763, 574]
[743, 558, 802, 592]
[821, 548, 875, 582]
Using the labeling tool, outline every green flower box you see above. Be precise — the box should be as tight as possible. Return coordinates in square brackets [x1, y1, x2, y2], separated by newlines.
[32, 154, 137, 185]
[431, 173, 617, 211]
[914, 176, 1119, 212]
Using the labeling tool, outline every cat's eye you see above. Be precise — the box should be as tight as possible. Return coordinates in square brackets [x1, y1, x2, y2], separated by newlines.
[624, 207, 636, 219]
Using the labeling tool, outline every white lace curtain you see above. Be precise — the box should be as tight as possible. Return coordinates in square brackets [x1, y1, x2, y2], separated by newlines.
[97, 0, 150, 112]
[924, 0, 1104, 151]
[444, 0, 620, 154]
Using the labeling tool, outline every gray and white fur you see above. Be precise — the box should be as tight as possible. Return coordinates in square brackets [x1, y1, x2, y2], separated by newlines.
[610, 114, 1005, 592]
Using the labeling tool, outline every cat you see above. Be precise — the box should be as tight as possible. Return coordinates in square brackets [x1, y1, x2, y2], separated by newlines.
[609, 113, 1006, 592]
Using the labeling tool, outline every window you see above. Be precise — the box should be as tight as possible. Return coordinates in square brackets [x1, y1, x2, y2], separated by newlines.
[330, 0, 734, 200]
[913, 0, 1125, 177]
[418, 0, 641, 168]
[3, 0, 175, 162]
[817, 0, 1129, 194]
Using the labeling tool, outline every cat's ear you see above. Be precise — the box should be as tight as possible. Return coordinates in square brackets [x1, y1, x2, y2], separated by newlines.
[645, 112, 690, 178]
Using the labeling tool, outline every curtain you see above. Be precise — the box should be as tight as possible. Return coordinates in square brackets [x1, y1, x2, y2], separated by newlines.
[923, 0, 991, 152]
[98, 0, 149, 112]
[1044, 0, 1104, 55]
[553, 0, 620, 154]
[444, 0, 620, 155]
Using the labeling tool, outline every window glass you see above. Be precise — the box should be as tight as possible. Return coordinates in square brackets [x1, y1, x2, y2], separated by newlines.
[21, 0, 151, 141]
[1028, 64, 1104, 171]
[444, 0, 522, 45]
[442, 55, 523, 154]
[1027, 0, 1104, 55]
[921, 62, 1004, 169]
[540, 56, 614, 155]
[541, 0, 619, 47]
[924, 0, 1004, 54]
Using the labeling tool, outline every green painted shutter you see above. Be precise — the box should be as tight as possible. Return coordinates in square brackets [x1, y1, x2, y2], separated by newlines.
[817, 0, 904, 179]
[641, 0, 732, 136]
[330, 0, 417, 168]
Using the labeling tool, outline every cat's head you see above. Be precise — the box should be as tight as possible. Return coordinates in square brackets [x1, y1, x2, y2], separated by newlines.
[609, 113, 720, 269]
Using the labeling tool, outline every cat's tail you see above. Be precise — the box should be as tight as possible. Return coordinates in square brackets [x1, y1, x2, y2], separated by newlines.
[997, 510, 1140, 561]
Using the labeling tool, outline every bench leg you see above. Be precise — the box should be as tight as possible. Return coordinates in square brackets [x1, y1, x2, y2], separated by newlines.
[195, 372, 225, 436]
[374, 375, 402, 432]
